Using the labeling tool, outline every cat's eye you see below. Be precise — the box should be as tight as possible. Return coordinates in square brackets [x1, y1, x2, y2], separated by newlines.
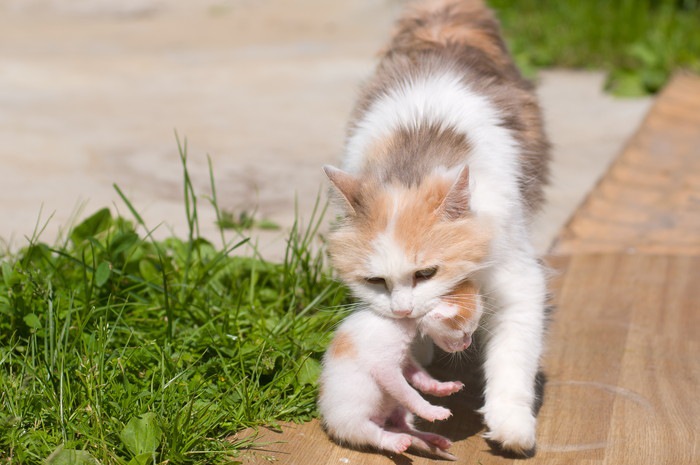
[414, 267, 438, 282]
[365, 276, 387, 288]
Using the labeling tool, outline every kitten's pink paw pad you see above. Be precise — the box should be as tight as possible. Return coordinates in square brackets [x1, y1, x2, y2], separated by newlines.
[382, 434, 412, 454]
[419, 405, 452, 422]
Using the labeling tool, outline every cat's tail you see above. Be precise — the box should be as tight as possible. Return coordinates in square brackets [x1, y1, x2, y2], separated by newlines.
[386, 0, 511, 68]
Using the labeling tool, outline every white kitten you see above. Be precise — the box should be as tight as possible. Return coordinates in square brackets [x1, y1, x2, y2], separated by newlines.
[318, 309, 463, 460]
[319, 280, 483, 459]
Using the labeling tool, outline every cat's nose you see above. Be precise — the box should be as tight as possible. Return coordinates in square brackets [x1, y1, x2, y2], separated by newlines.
[462, 333, 473, 350]
[392, 309, 412, 317]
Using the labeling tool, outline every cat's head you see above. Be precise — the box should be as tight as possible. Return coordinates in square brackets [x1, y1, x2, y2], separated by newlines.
[324, 164, 491, 319]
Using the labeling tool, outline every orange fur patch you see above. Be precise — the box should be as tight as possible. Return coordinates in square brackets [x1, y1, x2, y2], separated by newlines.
[327, 331, 357, 360]
[441, 280, 480, 330]
[327, 172, 492, 286]
[392, 175, 491, 270]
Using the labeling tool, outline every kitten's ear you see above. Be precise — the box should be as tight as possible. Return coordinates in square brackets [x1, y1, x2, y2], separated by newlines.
[323, 165, 360, 215]
[438, 166, 471, 220]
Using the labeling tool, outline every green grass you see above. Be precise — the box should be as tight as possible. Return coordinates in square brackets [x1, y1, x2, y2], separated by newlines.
[0, 140, 348, 464]
[490, 0, 700, 96]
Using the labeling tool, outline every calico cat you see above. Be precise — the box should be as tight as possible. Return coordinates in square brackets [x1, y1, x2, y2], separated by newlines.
[318, 307, 462, 460]
[324, 0, 549, 455]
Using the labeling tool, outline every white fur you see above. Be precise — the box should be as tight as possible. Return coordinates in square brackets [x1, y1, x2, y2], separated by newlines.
[365, 229, 446, 319]
[338, 69, 547, 453]
[319, 309, 463, 457]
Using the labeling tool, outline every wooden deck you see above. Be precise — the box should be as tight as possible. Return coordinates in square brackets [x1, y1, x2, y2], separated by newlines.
[240, 74, 700, 464]
[551, 73, 700, 256]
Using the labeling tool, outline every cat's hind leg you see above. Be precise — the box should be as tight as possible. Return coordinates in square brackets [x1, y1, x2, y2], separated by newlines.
[364, 419, 414, 455]
[328, 416, 412, 455]
[386, 407, 453, 452]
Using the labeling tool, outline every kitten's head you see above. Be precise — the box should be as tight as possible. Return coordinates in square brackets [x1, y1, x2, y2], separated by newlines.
[324, 165, 491, 320]
[420, 280, 482, 353]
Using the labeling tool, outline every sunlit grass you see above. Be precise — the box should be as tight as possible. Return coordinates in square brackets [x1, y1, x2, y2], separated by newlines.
[490, 0, 700, 95]
[0, 139, 347, 464]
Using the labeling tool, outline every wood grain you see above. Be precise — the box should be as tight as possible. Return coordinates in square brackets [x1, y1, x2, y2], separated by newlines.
[239, 254, 698, 465]
[550, 73, 700, 256]
[238, 73, 700, 464]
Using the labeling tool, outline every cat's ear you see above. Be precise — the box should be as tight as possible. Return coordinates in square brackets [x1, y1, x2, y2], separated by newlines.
[323, 165, 360, 215]
[438, 166, 471, 220]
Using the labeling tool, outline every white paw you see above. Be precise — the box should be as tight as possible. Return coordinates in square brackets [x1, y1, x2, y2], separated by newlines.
[427, 380, 464, 397]
[381, 433, 412, 454]
[480, 404, 536, 454]
[419, 405, 452, 422]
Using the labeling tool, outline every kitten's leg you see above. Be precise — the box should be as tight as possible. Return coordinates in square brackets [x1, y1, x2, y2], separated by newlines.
[372, 368, 451, 422]
[386, 408, 454, 457]
[342, 419, 413, 455]
[403, 358, 464, 397]
[479, 252, 546, 454]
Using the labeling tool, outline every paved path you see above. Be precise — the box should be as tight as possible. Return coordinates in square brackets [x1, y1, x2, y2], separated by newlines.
[0, 1, 652, 258]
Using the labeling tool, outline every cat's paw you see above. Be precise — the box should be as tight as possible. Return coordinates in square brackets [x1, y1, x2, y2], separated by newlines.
[380, 433, 413, 454]
[407, 370, 463, 397]
[480, 404, 536, 455]
[417, 405, 452, 422]
[423, 380, 464, 397]
[420, 432, 453, 450]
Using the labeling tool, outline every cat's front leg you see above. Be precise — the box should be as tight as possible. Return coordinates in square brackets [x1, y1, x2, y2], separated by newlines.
[478, 253, 546, 455]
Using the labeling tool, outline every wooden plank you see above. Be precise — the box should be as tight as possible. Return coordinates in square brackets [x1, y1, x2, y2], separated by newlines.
[551, 73, 700, 256]
[239, 254, 699, 464]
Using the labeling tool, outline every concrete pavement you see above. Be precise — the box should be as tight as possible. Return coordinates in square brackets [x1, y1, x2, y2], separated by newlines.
[0, 0, 652, 258]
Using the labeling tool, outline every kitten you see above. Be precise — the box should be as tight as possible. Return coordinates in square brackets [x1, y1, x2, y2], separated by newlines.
[420, 280, 482, 354]
[318, 307, 463, 460]
[319, 280, 481, 459]
[324, 0, 550, 455]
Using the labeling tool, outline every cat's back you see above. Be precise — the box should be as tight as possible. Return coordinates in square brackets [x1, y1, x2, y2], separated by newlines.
[345, 0, 549, 215]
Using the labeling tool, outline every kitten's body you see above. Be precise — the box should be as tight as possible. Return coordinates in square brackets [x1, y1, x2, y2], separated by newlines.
[319, 280, 482, 459]
[319, 308, 463, 460]
[324, 0, 549, 454]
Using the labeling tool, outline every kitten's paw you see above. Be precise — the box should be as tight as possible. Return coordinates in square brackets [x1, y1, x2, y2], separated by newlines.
[380, 433, 412, 454]
[418, 405, 452, 422]
[413, 377, 464, 397]
[420, 432, 452, 450]
[480, 404, 536, 455]
[426, 380, 464, 397]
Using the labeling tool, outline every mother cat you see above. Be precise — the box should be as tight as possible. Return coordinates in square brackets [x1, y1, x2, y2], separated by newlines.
[324, 0, 550, 455]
